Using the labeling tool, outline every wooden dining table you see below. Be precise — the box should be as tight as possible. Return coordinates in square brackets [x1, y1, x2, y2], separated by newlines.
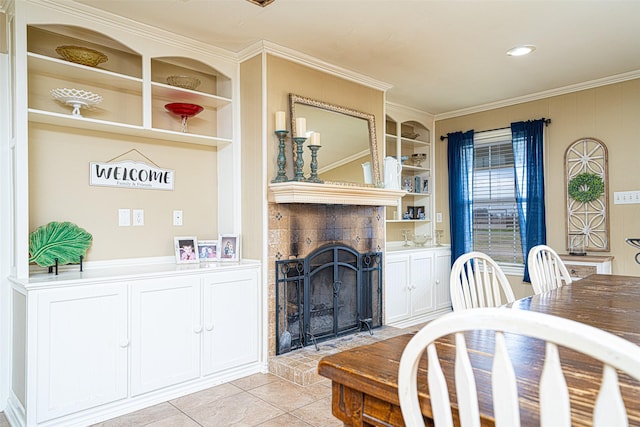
[317, 274, 640, 426]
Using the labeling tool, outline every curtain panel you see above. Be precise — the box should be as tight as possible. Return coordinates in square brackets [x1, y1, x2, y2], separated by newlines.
[511, 119, 547, 282]
[447, 130, 475, 264]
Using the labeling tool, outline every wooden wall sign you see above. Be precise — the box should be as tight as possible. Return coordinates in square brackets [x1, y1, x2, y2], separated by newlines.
[90, 160, 174, 191]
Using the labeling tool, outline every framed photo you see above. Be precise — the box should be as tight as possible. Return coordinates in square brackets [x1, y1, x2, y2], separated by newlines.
[174, 236, 199, 264]
[198, 240, 218, 261]
[408, 206, 425, 220]
[219, 234, 240, 261]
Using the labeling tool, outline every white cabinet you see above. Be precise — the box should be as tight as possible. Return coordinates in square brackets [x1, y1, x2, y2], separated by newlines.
[10, 262, 261, 427]
[202, 269, 260, 375]
[558, 254, 614, 280]
[130, 277, 201, 396]
[35, 284, 128, 423]
[385, 247, 451, 328]
[434, 248, 452, 310]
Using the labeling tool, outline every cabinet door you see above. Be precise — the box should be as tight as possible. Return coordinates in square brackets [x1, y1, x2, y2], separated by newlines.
[130, 277, 201, 396]
[434, 249, 452, 310]
[202, 268, 260, 375]
[409, 252, 435, 317]
[36, 284, 127, 422]
[385, 254, 412, 324]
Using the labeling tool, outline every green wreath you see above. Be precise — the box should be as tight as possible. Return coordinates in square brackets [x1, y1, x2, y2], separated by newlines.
[568, 173, 604, 203]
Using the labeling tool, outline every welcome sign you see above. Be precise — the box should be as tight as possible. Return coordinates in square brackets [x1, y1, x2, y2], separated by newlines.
[90, 160, 174, 190]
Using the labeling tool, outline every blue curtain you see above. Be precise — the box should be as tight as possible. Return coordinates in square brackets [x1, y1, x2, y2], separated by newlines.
[447, 130, 474, 264]
[511, 119, 547, 282]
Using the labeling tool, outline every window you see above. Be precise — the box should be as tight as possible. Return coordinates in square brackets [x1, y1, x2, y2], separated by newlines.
[472, 130, 523, 266]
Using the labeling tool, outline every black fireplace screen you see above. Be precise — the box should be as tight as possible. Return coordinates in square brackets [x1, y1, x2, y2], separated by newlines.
[275, 244, 382, 354]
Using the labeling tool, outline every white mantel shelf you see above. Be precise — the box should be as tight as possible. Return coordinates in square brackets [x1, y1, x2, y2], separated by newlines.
[268, 181, 406, 206]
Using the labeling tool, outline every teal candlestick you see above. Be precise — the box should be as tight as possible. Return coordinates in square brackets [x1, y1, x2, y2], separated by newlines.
[272, 130, 289, 183]
[306, 145, 323, 183]
[292, 137, 307, 181]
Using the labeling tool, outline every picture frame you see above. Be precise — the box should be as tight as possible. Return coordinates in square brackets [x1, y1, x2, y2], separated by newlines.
[197, 240, 218, 262]
[408, 205, 425, 220]
[174, 236, 199, 264]
[218, 234, 240, 261]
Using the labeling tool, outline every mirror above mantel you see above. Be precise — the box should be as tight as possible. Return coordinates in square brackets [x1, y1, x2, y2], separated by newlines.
[289, 93, 382, 188]
[268, 94, 406, 206]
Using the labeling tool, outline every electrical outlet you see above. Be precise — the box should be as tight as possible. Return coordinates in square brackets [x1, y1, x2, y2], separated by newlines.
[133, 209, 144, 226]
[436, 212, 443, 223]
[173, 210, 183, 226]
[118, 209, 131, 226]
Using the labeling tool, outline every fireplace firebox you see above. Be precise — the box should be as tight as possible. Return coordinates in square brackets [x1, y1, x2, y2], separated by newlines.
[275, 244, 382, 354]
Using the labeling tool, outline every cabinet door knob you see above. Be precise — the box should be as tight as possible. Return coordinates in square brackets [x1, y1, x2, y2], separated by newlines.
[205, 324, 214, 331]
[194, 326, 203, 333]
[119, 340, 130, 348]
[435, 279, 440, 284]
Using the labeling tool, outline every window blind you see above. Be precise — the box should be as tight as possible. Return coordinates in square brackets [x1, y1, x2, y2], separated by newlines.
[472, 138, 523, 264]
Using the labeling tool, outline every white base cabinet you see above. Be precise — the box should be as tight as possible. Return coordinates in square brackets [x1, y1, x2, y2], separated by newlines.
[384, 247, 451, 328]
[9, 262, 262, 427]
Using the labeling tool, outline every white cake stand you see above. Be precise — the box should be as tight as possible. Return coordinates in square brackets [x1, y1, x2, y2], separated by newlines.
[51, 88, 103, 117]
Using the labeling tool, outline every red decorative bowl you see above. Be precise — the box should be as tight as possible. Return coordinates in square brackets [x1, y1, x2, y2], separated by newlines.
[164, 102, 204, 117]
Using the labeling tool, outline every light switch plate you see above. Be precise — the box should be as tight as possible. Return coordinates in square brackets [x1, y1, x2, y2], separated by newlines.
[614, 191, 640, 204]
[118, 209, 131, 226]
[173, 210, 183, 226]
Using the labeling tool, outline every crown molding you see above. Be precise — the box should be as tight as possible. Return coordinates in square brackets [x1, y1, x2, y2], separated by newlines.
[435, 69, 640, 121]
[239, 40, 393, 92]
[27, 0, 237, 64]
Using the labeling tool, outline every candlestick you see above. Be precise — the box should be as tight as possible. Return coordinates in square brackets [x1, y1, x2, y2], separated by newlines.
[295, 117, 306, 137]
[292, 136, 307, 181]
[307, 145, 323, 183]
[275, 111, 286, 131]
[271, 130, 289, 183]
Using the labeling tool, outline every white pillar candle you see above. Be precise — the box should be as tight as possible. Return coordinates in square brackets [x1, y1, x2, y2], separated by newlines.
[275, 111, 286, 131]
[310, 132, 321, 145]
[295, 117, 306, 137]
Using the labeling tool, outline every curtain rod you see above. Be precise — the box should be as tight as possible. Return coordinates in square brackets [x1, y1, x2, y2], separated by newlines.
[439, 118, 551, 141]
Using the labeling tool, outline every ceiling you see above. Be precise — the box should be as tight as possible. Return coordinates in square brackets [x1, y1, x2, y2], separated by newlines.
[72, 0, 640, 116]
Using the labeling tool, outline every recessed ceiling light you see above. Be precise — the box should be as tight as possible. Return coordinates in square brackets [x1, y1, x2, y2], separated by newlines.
[506, 45, 536, 57]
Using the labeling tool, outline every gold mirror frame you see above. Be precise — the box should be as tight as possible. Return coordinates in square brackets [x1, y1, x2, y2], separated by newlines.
[289, 93, 382, 187]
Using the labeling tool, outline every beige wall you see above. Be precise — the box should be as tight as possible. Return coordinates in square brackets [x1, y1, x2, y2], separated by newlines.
[265, 55, 384, 180]
[29, 123, 218, 261]
[435, 78, 640, 282]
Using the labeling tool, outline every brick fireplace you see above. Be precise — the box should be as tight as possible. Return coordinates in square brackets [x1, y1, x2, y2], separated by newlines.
[267, 202, 385, 380]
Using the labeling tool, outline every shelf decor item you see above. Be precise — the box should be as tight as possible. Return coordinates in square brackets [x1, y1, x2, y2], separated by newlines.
[292, 136, 307, 181]
[165, 102, 204, 133]
[50, 88, 103, 117]
[28, 221, 93, 271]
[411, 153, 427, 167]
[166, 75, 201, 90]
[55, 45, 108, 67]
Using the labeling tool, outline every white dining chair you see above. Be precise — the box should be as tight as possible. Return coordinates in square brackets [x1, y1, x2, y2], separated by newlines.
[398, 308, 640, 427]
[528, 244, 573, 294]
[450, 251, 515, 311]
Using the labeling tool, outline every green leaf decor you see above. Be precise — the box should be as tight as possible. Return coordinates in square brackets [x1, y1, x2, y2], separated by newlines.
[29, 221, 93, 267]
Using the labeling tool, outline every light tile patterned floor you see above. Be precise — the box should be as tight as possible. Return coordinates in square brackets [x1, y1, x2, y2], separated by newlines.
[0, 324, 426, 427]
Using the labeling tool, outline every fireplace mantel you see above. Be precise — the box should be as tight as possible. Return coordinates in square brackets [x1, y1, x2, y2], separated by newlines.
[268, 181, 406, 206]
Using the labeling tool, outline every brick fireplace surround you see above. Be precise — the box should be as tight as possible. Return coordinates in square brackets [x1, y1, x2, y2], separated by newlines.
[267, 202, 387, 385]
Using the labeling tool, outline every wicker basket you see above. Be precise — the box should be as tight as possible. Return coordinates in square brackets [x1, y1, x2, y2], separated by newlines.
[166, 75, 201, 90]
[55, 45, 108, 67]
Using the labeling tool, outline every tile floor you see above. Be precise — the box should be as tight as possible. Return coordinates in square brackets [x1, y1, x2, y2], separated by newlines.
[0, 324, 426, 427]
